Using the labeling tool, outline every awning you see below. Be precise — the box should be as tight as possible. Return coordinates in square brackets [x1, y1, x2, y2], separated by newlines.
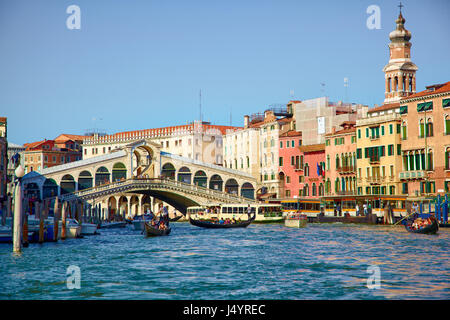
[258, 193, 277, 199]
[443, 98, 450, 108]
[400, 105, 408, 114]
[417, 101, 433, 112]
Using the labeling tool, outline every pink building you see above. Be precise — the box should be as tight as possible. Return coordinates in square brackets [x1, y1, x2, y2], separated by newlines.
[299, 144, 326, 199]
[278, 131, 303, 198]
[324, 121, 357, 196]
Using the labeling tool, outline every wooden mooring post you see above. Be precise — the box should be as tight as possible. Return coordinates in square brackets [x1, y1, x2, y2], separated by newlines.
[37, 200, 45, 244]
[53, 198, 60, 241]
[61, 201, 67, 240]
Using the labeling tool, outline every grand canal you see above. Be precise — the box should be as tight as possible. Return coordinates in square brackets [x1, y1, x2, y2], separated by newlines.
[0, 222, 449, 300]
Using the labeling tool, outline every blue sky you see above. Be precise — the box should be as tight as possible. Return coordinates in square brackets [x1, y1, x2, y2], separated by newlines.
[1, 0, 449, 145]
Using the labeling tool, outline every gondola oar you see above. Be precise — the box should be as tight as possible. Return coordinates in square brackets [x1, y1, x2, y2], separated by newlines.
[394, 211, 417, 225]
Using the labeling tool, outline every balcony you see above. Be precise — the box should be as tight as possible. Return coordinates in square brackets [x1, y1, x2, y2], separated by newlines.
[366, 176, 385, 184]
[337, 166, 356, 174]
[369, 156, 380, 164]
[399, 170, 427, 180]
[369, 136, 380, 141]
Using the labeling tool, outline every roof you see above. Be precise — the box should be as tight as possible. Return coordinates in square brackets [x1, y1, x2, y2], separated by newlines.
[367, 102, 400, 114]
[298, 144, 325, 153]
[325, 127, 356, 137]
[280, 130, 302, 138]
[54, 134, 88, 142]
[97, 123, 242, 140]
[402, 81, 450, 100]
[23, 140, 52, 150]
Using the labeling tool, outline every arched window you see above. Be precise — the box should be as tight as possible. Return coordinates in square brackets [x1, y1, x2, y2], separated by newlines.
[426, 119, 433, 137]
[335, 154, 340, 169]
[312, 183, 317, 196]
[402, 121, 407, 140]
[445, 115, 450, 135]
[446, 147, 450, 170]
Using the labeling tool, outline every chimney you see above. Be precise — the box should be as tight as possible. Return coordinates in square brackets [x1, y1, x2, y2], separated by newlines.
[332, 126, 336, 134]
[244, 115, 249, 128]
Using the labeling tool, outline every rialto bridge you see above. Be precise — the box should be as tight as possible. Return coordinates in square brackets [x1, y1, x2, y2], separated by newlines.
[21, 140, 258, 217]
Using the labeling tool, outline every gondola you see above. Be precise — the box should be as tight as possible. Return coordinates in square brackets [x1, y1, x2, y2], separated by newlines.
[405, 218, 439, 235]
[189, 214, 255, 229]
[144, 222, 171, 237]
[169, 215, 182, 222]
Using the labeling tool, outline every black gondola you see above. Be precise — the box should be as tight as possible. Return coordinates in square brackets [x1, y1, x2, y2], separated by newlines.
[189, 215, 255, 229]
[169, 215, 182, 222]
[144, 222, 171, 237]
[405, 218, 439, 235]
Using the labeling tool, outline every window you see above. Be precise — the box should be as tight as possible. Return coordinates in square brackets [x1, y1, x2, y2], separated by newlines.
[286, 176, 291, 183]
[389, 124, 393, 134]
[351, 136, 356, 144]
[356, 148, 362, 159]
[279, 157, 283, 167]
[397, 144, 402, 156]
[397, 123, 401, 134]
[285, 190, 291, 197]
[280, 141, 283, 148]
[326, 139, 330, 146]
[298, 140, 302, 146]
[388, 144, 394, 156]
[381, 126, 385, 136]
[445, 115, 450, 135]
[402, 122, 407, 140]
[366, 128, 369, 138]
[446, 148, 450, 170]
[358, 129, 361, 139]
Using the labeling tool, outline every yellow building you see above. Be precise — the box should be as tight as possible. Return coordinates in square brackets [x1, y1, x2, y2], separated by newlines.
[356, 104, 403, 195]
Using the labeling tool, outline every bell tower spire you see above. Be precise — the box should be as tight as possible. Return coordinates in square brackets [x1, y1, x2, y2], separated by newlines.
[383, 3, 418, 104]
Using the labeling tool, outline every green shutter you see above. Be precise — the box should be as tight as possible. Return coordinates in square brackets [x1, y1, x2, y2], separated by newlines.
[400, 105, 408, 114]
[443, 98, 450, 108]
[417, 101, 433, 112]
[381, 126, 385, 136]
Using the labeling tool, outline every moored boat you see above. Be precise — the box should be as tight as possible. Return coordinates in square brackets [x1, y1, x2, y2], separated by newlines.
[284, 213, 308, 228]
[80, 222, 98, 235]
[144, 222, 171, 237]
[169, 215, 182, 222]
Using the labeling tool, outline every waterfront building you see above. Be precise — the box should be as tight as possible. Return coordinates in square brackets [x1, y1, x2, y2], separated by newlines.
[355, 104, 403, 196]
[324, 121, 357, 196]
[298, 144, 325, 199]
[399, 82, 450, 196]
[82, 120, 238, 166]
[223, 116, 261, 182]
[223, 105, 295, 198]
[0, 117, 7, 202]
[23, 138, 82, 174]
[278, 130, 303, 198]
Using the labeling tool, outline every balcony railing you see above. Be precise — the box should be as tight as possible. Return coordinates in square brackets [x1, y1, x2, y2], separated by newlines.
[369, 157, 380, 164]
[337, 166, 356, 174]
[366, 177, 385, 184]
[399, 170, 426, 180]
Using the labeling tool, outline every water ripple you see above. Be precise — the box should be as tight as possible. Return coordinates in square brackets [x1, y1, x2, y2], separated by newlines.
[0, 223, 449, 299]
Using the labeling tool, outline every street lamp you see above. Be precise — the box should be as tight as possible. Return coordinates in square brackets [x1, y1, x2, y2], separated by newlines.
[13, 165, 25, 253]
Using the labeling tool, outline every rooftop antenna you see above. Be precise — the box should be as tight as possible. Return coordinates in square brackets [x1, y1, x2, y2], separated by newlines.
[290, 89, 294, 99]
[320, 83, 326, 97]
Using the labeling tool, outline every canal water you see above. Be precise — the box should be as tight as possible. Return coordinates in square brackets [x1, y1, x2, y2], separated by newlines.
[0, 222, 449, 300]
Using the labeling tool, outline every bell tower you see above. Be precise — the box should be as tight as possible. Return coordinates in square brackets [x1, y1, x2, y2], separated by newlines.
[383, 3, 418, 104]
